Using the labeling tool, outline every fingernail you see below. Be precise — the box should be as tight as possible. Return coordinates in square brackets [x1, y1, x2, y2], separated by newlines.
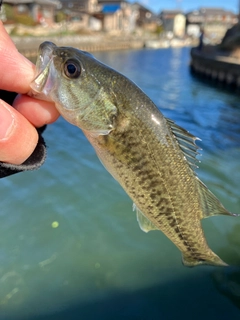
[0, 102, 15, 140]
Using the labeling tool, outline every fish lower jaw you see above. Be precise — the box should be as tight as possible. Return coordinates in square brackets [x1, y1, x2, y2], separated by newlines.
[27, 89, 53, 102]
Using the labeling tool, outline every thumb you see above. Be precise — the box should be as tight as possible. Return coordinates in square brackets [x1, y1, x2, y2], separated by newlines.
[0, 99, 38, 165]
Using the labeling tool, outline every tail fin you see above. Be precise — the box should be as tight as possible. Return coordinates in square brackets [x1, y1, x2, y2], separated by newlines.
[182, 252, 228, 267]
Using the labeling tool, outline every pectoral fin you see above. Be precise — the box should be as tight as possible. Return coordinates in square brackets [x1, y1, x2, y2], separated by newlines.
[79, 88, 118, 134]
[133, 203, 158, 233]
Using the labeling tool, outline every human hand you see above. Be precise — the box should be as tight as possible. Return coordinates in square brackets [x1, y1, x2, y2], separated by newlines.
[0, 21, 59, 165]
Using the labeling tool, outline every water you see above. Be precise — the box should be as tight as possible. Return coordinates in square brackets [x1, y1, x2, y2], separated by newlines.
[1, 47, 240, 320]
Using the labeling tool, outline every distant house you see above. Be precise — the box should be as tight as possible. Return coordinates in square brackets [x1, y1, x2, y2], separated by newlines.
[159, 10, 186, 38]
[186, 7, 238, 40]
[3, 0, 60, 25]
[101, 3, 123, 32]
[97, 0, 137, 32]
[59, 0, 101, 30]
[60, 0, 99, 14]
[132, 2, 162, 32]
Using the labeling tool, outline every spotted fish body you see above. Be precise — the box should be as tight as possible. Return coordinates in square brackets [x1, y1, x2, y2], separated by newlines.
[29, 41, 237, 267]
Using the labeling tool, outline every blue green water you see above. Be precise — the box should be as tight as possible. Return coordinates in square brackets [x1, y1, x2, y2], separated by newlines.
[1, 47, 240, 320]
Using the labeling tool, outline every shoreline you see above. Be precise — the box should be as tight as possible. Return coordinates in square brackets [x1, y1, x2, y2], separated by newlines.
[12, 34, 196, 58]
[14, 36, 145, 58]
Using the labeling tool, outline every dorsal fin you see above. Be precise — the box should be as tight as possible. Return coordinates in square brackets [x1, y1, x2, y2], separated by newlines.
[196, 177, 238, 218]
[167, 118, 201, 169]
[167, 119, 239, 219]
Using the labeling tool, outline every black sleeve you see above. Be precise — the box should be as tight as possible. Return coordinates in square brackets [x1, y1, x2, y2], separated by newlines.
[0, 126, 47, 178]
[0, 91, 48, 178]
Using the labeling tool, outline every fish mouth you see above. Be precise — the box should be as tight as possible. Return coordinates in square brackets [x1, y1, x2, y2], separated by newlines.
[29, 42, 57, 99]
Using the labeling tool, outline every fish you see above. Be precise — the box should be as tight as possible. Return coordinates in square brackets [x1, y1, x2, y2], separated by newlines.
[29, 41, 238, 267]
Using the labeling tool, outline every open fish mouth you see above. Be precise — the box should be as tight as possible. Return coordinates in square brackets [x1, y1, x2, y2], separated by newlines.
[29, 42, 57, 99]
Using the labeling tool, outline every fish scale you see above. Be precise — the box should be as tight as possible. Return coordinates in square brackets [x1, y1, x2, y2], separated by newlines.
[29, 41, 238, 267]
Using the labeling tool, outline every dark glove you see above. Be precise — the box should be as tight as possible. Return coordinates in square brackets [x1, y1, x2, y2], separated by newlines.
[0, 126, 47, 178]
[0, 91, 47, 178]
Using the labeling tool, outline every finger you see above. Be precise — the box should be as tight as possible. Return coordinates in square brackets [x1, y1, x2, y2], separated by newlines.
[0, 99, 38, 165]
[0, 22, 35, 93]
[13, 94, 60, 127]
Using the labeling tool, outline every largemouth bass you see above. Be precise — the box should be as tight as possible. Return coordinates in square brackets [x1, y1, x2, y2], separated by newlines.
[29, 41, 238, 267]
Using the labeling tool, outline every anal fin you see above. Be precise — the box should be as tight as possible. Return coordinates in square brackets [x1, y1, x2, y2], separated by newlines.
[196, 177, 239, 219]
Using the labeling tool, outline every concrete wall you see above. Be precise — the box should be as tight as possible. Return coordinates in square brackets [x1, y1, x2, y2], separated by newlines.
[190, 47, 240, 86]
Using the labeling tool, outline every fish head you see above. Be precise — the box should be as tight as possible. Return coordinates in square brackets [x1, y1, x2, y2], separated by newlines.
[29, 41, 118, 134]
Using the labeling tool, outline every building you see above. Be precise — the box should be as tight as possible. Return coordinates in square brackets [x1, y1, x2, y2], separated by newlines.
[96, 0, 137, 33]
[132, 2, 162, 32]
[58, 0, 101, 30]
[60, 0, 99, 14]
[186, 7, 238, 40]
[159, 10, 186, 38]
[3, 0, 60, 25]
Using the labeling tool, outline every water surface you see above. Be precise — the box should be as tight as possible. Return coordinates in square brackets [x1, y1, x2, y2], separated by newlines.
[1, 47, 240, 320]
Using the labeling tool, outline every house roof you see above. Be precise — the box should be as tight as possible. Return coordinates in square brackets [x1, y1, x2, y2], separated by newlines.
[187, 7, 236, 17]
[98, 0, 127, 3]
[132, 1, 152, 12]
[159, 10, 184, 19]
[199, 7, 233, 14]
[4, 0, 59, 6]
[186, 7, 237, 24]
[102, 4, 121, 13]
[160, 10, 183, 15]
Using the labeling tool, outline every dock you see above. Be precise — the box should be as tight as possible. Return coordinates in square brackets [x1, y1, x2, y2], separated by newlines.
[190, 47, 240, 87]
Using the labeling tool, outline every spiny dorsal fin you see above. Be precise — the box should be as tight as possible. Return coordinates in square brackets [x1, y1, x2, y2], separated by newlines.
[196, 177, 238, 218]
[133, 203, 158, 233]
[167, 118, 201, 169]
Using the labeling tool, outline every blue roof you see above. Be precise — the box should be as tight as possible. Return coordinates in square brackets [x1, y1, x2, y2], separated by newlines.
[102, 4, 121, 14]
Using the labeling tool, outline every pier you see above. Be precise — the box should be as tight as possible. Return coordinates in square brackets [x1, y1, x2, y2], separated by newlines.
[190, 47, 240, 88]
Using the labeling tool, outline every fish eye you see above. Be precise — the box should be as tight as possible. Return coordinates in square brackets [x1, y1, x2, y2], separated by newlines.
[64, 59, 81, 79]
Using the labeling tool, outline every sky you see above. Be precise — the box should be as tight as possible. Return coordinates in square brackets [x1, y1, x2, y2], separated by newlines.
[129, 0, 239, 14]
